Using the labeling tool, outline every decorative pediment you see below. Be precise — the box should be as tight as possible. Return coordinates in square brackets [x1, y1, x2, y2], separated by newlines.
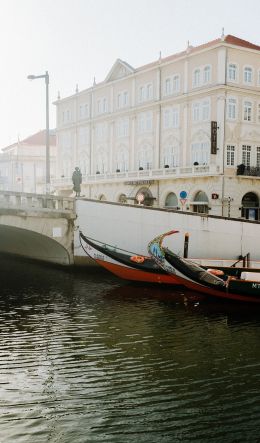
[162, 134, 181, 146]
[105, 59, 135, 82]
[242, 129, 260, 141]
[191, 129, 210, 142]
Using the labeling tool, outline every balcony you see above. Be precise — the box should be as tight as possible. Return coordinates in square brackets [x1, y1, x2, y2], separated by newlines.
[237, 165, 260, 177]
[53, 164, 221, 188]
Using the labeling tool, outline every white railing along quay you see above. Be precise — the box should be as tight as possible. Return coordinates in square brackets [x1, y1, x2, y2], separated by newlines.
[53, 164, 221, 187]
[0, 191, 75, 212]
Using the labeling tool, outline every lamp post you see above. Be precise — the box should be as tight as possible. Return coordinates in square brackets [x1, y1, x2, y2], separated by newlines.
[27, 71, 50, 193]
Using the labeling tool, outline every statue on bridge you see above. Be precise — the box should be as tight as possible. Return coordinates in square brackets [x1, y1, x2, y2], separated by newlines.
[72, 167, 82, 197]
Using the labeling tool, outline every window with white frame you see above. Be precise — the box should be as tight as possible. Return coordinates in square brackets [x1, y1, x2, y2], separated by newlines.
[203, 66, 211, 84]
[243, 100, 252, 121]
[191, 142, 210, 165]
[79, 103, 89, 119]
[123, 91, 129, 106]
[164, 109, 170, 128]
[165, 78, 172, 96]
[96, 148, 108, 173]
[139, 86, 145, 102]
[258, 103, 260, 122]
[227, 98, 237, 120]
[202, 100, 210, 121]
[242, 145, 251, 166]
[228, 63, 238, 82]
[117, 91, 129, 108]
[172, 108, 179, 127]
[256, 147, 260, 167]
[117, 93, 122, 109]
[102, 98, 108, 113]
[138, 111, 153, 133]
[97, 98, 108, 114]
[79, 127, 89, 146]
[193, 69, 200, 87]
[116, 118, 129, 137]
[97, 99, 101, 114]
[258, 70, 260, 86]
[163, 107, 179, 128]
[138, 144, 153, 170]
[95, 123, 106, 139]
[116, 146, 129, 172]
[163, 144, 179, 167]
[139, 83, 153, 102]
[192, 102, 200, 122]
[147, 83, 153, 100]
[244, 66, 253, 84]
[226, 145, 235, 166]
[78, 151, 89, 175]
[172, 74, 180, 93]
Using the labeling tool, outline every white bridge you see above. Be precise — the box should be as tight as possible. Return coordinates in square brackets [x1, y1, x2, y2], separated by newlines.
[0, 191, 76, 265]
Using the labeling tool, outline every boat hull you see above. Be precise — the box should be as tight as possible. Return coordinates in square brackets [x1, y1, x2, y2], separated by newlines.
[148, 231, 260, 303]
[79, 232, 180, 285]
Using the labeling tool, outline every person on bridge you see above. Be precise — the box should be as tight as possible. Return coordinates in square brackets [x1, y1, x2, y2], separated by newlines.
[72, 167, 82, 197]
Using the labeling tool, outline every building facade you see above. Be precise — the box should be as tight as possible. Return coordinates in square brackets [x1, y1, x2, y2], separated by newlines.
[54, 34, 260, 220]
[0, 130, 56, 193]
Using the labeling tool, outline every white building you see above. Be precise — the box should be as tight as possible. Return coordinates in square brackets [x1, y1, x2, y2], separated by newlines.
[54, 34, 260, 220]
[0, 130, 56, 193]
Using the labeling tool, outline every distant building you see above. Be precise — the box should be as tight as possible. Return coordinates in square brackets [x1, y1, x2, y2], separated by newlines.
[54, 34, 260, 220]
[0, 130, 56, 193]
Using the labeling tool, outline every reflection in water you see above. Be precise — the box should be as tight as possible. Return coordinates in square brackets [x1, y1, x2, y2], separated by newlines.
[0, 255, 260, 442]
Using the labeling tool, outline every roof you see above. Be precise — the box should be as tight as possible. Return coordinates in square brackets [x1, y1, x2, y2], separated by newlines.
[2, 129, 56, 151]
[137, 34, 260, 71]
[55, 34, 260, 101]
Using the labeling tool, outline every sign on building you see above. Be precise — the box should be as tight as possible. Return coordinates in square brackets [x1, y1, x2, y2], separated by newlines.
[211, 121, 217, 154]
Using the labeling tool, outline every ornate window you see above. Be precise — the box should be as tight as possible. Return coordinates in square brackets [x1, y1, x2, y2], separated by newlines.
[96, 147, 108, 173]
[191, 142, 210, 165]
[163, 144, 179, 167]
[138, 144, 153, 170]
[116, 146, 129, 172]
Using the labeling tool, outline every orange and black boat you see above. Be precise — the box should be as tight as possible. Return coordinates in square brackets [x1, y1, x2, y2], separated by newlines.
[79, 231, 180, 285]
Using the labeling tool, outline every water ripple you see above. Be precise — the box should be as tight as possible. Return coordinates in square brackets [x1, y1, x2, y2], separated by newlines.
[1, 257, 260, 442]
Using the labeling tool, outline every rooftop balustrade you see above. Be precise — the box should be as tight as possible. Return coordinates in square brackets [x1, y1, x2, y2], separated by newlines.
[53, 164, 221, 187]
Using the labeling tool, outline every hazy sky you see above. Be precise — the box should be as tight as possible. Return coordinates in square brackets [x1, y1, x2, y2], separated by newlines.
[0, 0, 260, 148]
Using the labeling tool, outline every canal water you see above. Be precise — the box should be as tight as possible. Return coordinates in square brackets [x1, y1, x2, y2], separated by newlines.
[1, 255, 260, 443]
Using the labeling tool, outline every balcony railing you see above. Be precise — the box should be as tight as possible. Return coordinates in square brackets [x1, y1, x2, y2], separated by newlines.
[53, 164, 221, 187]
[237, 165, 260, 177]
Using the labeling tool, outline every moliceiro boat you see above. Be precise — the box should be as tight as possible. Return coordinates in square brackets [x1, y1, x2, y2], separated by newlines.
[148, 230, 260, 303]
[79, 231, 180, 285]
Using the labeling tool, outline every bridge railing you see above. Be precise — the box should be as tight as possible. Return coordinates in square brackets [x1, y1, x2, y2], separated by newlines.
[0, 191, 75, 212]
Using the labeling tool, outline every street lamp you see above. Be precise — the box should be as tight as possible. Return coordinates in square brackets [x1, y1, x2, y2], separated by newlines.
[27, 71, 50, 193]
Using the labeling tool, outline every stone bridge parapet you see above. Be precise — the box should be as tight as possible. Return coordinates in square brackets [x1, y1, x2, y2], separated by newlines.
[0, 191, 77, 265]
